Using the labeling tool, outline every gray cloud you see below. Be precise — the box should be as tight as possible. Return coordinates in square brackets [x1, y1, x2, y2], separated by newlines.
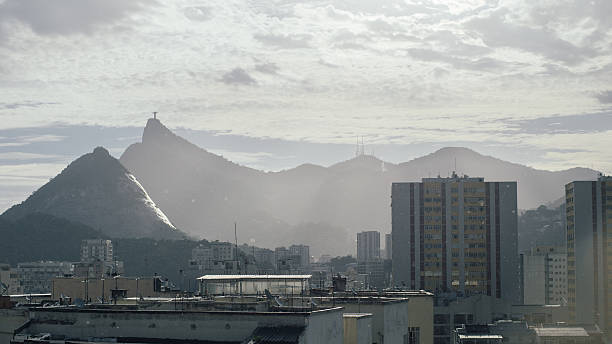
[220, 68, 257, 86]
[511, 111, 612, 134]
[183, 6, 212, 22]
[254, 33, 312, 49]
[465, 11, 594, 65]
[407, 48, 507, 72]
[596, 91, 612, 104]
[254, 63, 280, 75]
[0, 0, 153, 36]
[1, 101, 59, 110]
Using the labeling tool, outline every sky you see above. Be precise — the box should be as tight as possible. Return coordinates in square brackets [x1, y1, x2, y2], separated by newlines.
[1, 0, 612, 211]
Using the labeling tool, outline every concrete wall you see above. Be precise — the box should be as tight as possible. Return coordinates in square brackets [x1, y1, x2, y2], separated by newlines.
[407, 296, 434, 344]
[522, 255, 547, 304]
[301, 308, 344, 344]
[0, 309, 28, 344]
[343, 314, 372, 344]
[24, 308, 343, 343]
[52, 277, 161, 301]
[338, 301, 408, 344]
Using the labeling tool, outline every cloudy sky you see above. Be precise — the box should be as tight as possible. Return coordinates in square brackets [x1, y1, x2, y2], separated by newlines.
[1, 0, 612, 211]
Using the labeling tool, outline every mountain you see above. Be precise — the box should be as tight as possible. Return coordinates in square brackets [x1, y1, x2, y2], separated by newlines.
[518, 205, 565, 252]
[0, 213, 107, 264]
[0, 212, 199, 285]
[2, 147, 183, 240]
[120, 119, 598, 255]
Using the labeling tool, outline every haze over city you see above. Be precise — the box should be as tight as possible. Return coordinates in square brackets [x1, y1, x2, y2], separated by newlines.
[1, 1, 611, 343]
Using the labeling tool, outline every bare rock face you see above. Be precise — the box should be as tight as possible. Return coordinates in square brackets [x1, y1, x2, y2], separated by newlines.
[2, 146, 183, 240]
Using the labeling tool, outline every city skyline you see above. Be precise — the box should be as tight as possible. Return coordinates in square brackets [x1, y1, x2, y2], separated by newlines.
[1, 1, 612, 211]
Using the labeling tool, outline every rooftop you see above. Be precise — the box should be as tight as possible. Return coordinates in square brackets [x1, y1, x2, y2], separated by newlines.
[198, 275, 312, 281]
[534, 327, 589, 337]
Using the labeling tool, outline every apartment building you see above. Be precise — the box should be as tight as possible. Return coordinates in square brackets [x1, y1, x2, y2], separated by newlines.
[392, 174, 519, 302]
[565, 175, 611, 335]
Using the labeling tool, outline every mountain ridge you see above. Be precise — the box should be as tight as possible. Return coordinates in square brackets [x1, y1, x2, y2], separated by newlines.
[119, 119, 599, 254]
[2, 146, 183, 240]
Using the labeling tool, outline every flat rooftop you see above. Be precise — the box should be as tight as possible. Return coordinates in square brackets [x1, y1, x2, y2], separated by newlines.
[198, 275, 312, 280]
[534, 327, 589, 337]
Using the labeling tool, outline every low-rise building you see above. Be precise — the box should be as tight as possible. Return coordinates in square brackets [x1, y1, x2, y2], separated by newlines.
[17, 261, 73, 294]
[52, 276, 166, 302]
[13, 306, 344, 344]
[0, 264, 22, 295]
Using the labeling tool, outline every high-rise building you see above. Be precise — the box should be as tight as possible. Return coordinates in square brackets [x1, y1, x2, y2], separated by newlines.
[520, 246, 567, 305]
[565, 175, 611, 334]
[392, 175, 519, 302]
[357, 231, 380, 262]
[385, 233, 392, 260]
[289, 244, 310, 268]
[80, 239, 113, 263]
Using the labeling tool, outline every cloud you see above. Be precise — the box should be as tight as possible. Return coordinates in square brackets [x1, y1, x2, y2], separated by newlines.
[465, 11, 594, 65]
[511, 111, 612, 134]
[1, 101, 58, 110]
[183, 6, 212, 22]
[254, 63, 280, 75]
[0, 0, 153, 36]
[254, 33, 312, 49]
[407, 48, 507, 72]
[220, 68, 257, 86]
[0, 152, 62, 161]
[595, 91, 612, 104]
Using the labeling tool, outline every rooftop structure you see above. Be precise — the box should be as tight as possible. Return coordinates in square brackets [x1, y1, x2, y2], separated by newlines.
[198, 275, 312, 296]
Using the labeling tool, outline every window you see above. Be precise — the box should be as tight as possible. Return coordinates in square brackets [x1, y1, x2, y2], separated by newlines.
[407, 327, 420, 344]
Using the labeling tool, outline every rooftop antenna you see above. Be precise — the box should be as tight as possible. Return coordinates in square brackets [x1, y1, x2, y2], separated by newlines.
[234, 222, 239, 274]
[152, 112, 158, 120]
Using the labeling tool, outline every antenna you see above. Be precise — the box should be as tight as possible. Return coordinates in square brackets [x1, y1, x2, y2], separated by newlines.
[152, 112, 158, 120]
[234, 222, 239, 274]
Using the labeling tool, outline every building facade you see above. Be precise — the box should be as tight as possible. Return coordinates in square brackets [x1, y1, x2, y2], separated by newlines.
[565, 175, 611, 335]
[392, 175, 519, 302]
[17, 261, 73, 294]
[0, 264, 22, 295]
[385, 233, 392, 260]
[520, 246, 567, 305]
[80, 239, 113, 263]
[289, 244, 310, 268]
[357, 231, 380, 262]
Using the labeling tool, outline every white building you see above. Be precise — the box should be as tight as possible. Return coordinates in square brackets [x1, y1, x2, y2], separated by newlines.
[520, 246, 567, 305]
[80, 239, 113, 263]
[357, 231, 380, 262]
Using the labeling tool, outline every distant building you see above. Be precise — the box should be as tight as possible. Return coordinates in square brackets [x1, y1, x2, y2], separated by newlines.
[190, 241, 239, 275]
[565, 175, 612, 335]
[275, 246, 307, 274]
[75, 239, 123, 278]
[356, 260, 385, 290]
[80, 239, 113, 263]
[384, 233, 392, 260]
[0, 264, 22, 295]
[520, 246, 567, 305]
[356, 231, 380, 262]
[17, 261, 73, 294]
[289, 244, 310, 268]
[392, 175, 519, 303]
